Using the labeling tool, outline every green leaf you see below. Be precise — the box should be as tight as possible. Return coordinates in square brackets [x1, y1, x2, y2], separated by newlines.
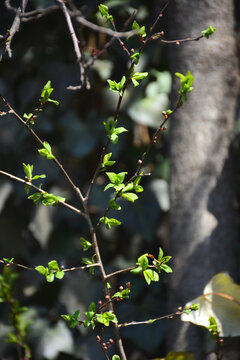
[114, 127, 128, 135]
[202, 26, 216, 39]
[98, 4, 113, 22]
[143, 269, 159, 285]
[107, 76, 126, 96]
[130, 266, 142, 275]
[158, 248, 164, 261]
[23, 163, 33, 179]
[28, 192, 43, 205]
[112, 355, 121, 360]
[55, 270, 64, 279]
[46, 272, 55, 282]
[166, 109, 173, 116]
[138, 254, 149, 270]
[96, 312, 118, 326]
[109, 198, 121, 210]
[42, 193, 66, 206]
[175, 71, 194, 102]
[208, 316, 219, 337]
[132, 20, 146, 38]
[100, 216, 121, 229]
[160, 264, 173, 273]
[61, 310, 80, 328]
[106, 172, 127, 185]
[131, 72, 148, 87]
[102, 152, 116, 168]
[35, 265, 46, 275]
[38, 141, 55, 160]
[131, 52, 141, 64]
[80, 237, 92, 251]
[40, 81, 59, 105]
[121, 192, 138, 202]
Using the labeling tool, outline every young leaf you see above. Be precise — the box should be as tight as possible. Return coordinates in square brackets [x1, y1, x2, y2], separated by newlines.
[98, 4, 113, 22]
[132, 20, 146, 38]
[38, 141, 55, 160]
[80, 237, 92, 251]
[121, 192, 138, 202]
[175, 71, 194, 102]
[35, 265, 46, 275]
[202, 26, 216, 39]
[100, 216, 121, 229]
[112, 355, 121, 360]
[28, 192, 44, 205]
[130, 266, 143, 275]
[138, 254, 149, 270]
[109, 198, 121, 210]
[40, 81, 59, 105]
[131, 72, 148, 87]
[96, 312, 118, 326]
[23, 163, 33, 179]
[107, 76, 126, 96]
[102, 152, 116, 169]
[42, 193, 66, 206]
[61, 310, 80, 328]
[143, 269, 159, 285]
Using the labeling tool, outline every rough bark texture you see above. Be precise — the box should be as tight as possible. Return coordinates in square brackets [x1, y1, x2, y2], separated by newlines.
[167, 1, 240, 359]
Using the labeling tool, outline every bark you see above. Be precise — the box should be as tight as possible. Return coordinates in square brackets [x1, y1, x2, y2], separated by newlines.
[167, 1, 240, 359]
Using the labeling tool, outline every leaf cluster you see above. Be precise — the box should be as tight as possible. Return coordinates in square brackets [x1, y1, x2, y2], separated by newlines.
[35, 260, 64, 282]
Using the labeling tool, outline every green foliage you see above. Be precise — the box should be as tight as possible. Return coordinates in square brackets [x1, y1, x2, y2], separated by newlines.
[208, 316, 219, 338]
[202, 26, 216, 38]
[80, 237, 93, 251]
[131, 72, 148, 87]
[22, 163, 46, 194]
[112, 356, 121, 360]
[81, 254, 96, 274]
[0, 265, 18, 302]
[104, 118, 128, 144]
[98, 4, 113, 22]
[40, 80, 59, 105]
[175, 71, 194, 103]
[61, 310, 80, 328]
[100, 216, 121, 229]
[107, 76, 126, 96]
[35, 260, 64, 282]
[131, 248, 172, 285]
[183, 303, 200, 315]
[28, 191, 65, 206]
[38, 141, 55, 160]
[132, 20, 146, 38]
[96, 311, 118, 326]
[112, 284, 131, 300]
[101, 152, 116, 170]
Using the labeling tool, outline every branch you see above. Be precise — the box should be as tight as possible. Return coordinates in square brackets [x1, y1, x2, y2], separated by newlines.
[56, 0, 89, 90]
[4, 0, 29, 58]
[161, 34, 203, 45]
[0, 259, 100, 272]
[0, 170, 87, 218]
[118, 308, 185, 328]
[0, 95, 85, 204]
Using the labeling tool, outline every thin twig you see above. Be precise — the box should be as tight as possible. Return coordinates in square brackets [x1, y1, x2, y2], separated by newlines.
[0, 170, 87, 218]
[56, 0, 88, 90]
[161, 34, 203, 44]
[4, 0, 29, 58]
[0, 259, 100, 272]
[118, 309, 184, 328]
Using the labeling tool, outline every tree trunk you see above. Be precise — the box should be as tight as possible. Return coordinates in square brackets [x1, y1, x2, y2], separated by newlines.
[167, 1, 239, 359]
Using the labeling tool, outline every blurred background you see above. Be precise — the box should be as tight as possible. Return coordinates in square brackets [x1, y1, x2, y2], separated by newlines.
[0, 1, 240, 359]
